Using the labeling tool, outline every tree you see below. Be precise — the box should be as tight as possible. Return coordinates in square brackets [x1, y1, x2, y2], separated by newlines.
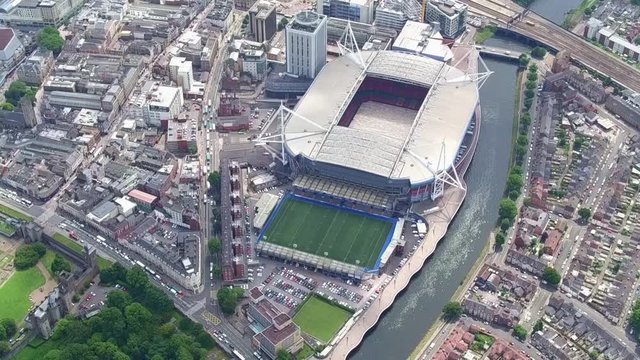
[531, 46, 547, 59]
[51, 253, 72, 274]
[518, 53, 530, 67]
[277, 349, 292, 360]
[37, 26, 64, 54]
[212, 265, 221, 279]
[499, 198, 518, 221]
[524, 97, 533, 110]
[142, 285, 173, 314]
[442, 301, 463, 321]
[495, 232, 506, 247]
[14, 243, 47, 270]
[0, 325, 6, 341]
[524, 88, 535, 99]
[0, 319, 16, 338]
[100, 262, 128, 285]
[542, 266, 561, 285]
[509, 190, 520, 201]
[500, 218, 512, 231]
[106, 290, 132, 311]
[124, 303, 153, 333]
[578, 207, 592, 222]
[525, 81, 537, 90]
[4, 81, 35, 106]
[589, 351, 600, 360]
[527, 71, 538, 82]
[521, 112, 531, 127]
[507, 173, 523, 194]
[0, 102, 14, 111]
[533, 319, 544, 332]
[277, 17, 289, 31]
[528, 63, 538, 73]
[217, 287, 244, 315]
[207, 238, 221, 254]
[0, 341, 9, 356]
[208, 171, 221, 192]
[126, 266, 149, 297]
[512, 324, 528, 340]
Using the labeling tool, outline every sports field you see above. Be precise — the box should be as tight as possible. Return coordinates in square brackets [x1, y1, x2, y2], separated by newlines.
[262, 197, 393, 268]
[293, 296, 352, 343]
[0, 267, 45, 322]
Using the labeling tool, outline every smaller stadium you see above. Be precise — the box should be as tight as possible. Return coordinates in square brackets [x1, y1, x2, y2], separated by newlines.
[257, 194, 399, 278]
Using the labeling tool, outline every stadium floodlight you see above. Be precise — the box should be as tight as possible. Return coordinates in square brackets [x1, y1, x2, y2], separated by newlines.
[337, 21, 365, 69]
[253, 102, 328, 165]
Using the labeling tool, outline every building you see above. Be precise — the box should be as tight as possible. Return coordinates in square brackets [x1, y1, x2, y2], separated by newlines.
[25, 286, 68, 339]
[0, 28, 24, 70]
[242, 49, 268, 81]
[143, 83, 183, 127]
[249, 0, 277, 43]
[392, 21, 453, 62]
[375, 2, 407, 31]
[169, 56, 194, 93]
[0, 0, 85, 27]
[248, 287, 304, 359]
[318, 0, 375, 24]
[18, 49, 54, 85]
[424, 0, 467, 39]
[605, 94, 640, 129]
[127, 189, 157, 212]
[166, 119, 198, 154]
[286, 11, 328, 79]
[583, 17, 603, 40]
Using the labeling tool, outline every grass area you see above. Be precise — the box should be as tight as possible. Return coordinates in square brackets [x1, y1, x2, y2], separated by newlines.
[293, 296, 352, 343]
[0, 267, 45, 322]
[40, 250, 57, 277]
[296, 343, 315, 360]
[470, 333, 495, 352]
[14, 338, 59, 360]
[0, 220, 15, 235]
[97, 256, 113, 271]
[262, 197, 393, 268]
[52, 233, 83, 255]
[474, 25, 496, 44]
[0, 204, 32, 222]
[563, 0, 598, 30]
[510, 70, 524, 166]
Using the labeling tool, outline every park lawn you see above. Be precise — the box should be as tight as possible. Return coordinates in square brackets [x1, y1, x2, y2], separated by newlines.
[0, 220, 15, 235]
[0, 204, 33, 222]
[293, 296, 352, 343]
[14, 338, 59, 360]
[52, 233, 83, 255]
[295, 343, 315, 360]
[97, 256, 113, 271]
[262, 197, 393, 269]
[40, 250, 57, 277]
[0, 267, 45, 323]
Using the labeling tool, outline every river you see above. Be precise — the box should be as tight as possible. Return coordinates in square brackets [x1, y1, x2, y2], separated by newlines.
[348, 58, 519, 360]
[527, 0, 584, 25]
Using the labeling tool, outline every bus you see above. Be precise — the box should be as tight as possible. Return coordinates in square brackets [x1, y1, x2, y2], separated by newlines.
[96, 235, 107, 243]
[204, 106, 208, 115]
[208, 99, 212, 107]
[206, 153, 211, 162]
[146, 268, 156, 276]
[135, 260, 146, 269]
[232, 350, 245, 360]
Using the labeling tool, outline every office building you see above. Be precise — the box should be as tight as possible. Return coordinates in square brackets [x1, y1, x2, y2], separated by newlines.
[249, 0, 277, 43]
[392, 21, 453, 62]
[242, 49, 268, 81]
[375, 0, 420, 31]
[424, 0, 467, 39]
[141, 83, 183, 127]
[317, 0, 375, 24]
[286, 11, 327, 79]
[169, 56, 194, 93]
[0, 0, 85, 27]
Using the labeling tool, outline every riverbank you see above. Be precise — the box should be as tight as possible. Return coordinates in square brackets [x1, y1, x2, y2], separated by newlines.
[474, 26, 496, 44]
[510, 70, 524, 165]
[562, 0, 598, 29]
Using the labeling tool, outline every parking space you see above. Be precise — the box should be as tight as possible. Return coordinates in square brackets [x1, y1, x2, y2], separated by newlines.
[75, 282, 110, 314]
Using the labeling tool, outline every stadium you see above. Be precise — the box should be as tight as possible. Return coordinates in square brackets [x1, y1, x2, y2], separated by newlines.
[256, 45, 486, 278]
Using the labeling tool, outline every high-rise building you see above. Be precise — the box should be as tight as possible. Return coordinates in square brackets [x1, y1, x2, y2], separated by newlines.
[424, 0, 467, 39]
[249, 0, 277, 43]
[169, 56, 194, 93]
[286, 11, 327, 79]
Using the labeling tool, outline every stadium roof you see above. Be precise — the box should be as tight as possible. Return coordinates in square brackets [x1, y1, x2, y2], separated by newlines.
[283, 50, 479, 185]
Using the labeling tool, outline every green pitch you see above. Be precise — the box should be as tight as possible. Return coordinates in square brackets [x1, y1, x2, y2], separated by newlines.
[293, 296, 352, 343]
[262, 197, 393, 268]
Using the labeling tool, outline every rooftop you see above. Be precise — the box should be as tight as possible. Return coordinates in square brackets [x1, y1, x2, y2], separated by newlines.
[283, 49, 479, 185]
[288, 11, 326, 33]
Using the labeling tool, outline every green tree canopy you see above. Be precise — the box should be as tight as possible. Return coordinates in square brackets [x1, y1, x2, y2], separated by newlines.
[507, 172, 524, 194]
[4, 81, 35, 106]
[533, 319, 544, 332]
[531, 46, 547, 59]
[51, 253, 72, 275]
[499, 198, 518, 221]
[512, 324, 528, 340]
[442, 301, 463, 321]
[37, 27, 64, 54]
[500, 218, 512, 232]
[0, 319, 16, 338]
[277, 349, 292, 360]
[208, 238, 221, 254]
[529, 63, 538, 73]
[0, 102, 14, 111]
[518, 53, 530, 67]
[543, 266, 561, 285]
[100, 262, 128, 285]
[14, 243, 46, 270]
[0, 341, 9, 356]
[495, 232, 506, 247]
[217, 287, 244, 315]
[578, 207, 592, 222]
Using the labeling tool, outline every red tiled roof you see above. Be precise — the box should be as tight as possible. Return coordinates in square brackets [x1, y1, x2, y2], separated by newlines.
[256, 323, 298, 345]
[0, 29, 14, 51]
